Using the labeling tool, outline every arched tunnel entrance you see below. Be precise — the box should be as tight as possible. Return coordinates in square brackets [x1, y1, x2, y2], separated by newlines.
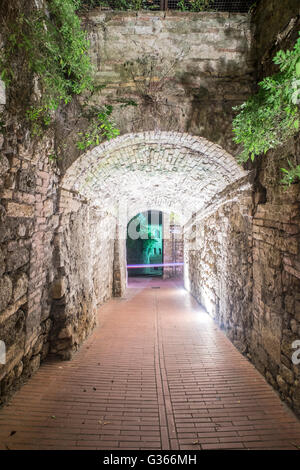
[1, 129, 300, 449]
[56, 131, 248, 321]
[51, 131, 251, 358]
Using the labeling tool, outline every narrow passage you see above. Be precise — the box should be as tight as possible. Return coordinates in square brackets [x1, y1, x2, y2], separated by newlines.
[0, 278, 300, 450]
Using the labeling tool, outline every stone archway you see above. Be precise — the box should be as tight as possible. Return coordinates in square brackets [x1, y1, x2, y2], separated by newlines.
[50, 131, 249, 359]
[62, 131, 246, 221]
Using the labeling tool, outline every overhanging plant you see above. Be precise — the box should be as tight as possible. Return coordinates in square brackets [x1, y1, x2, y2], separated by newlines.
[233, 32, 300, 184]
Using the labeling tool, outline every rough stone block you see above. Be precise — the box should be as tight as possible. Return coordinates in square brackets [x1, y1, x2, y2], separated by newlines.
[6, 247, 29, 272]
[280, 364, 294, 385]
[28, 355, 41, 376]
[18, 170, 36, 193]
[51, 277, 67, 299]
[6, 202, 34, 218]
[14, 360, 24, 379]
[13, 273, 29, 302]
[0, 275, 12, 312]
[58, 325, 73, 339]
[276, 375, 289, 393]
[0, 155, 9, 176]
[0, 248, 5, 277]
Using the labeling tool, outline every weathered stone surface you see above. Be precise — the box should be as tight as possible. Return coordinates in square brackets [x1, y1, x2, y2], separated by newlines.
[184, 181, 253, 350]
[49, 198, 115, 358]
[59, 10, 254, 174]
[1, 369, 15, 394]
[0, 155, 9, 176]
[0, 275, 12, 312]
[58, 325, 73, 339]
[13, 273, 29, 302]
[0, 311, 25, 387]
[6, 202, 34, 218]
[28, 355, 40, 376]
[18, 170, 36, 193]
[293, 384, 300, 409]
[6, 247, 29, 272]
[261, 313, 282, 365]
[0, 247, 5, 276]
[280, 364, 295, 385]
[51, 277, 67, 299]
[32, 336, 44, 355]
[14, 361, 24, 379]
[41, 342, 49, 360]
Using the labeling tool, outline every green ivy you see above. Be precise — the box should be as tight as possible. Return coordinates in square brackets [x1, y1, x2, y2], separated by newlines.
[281, 161, 300, 186]
[0, 0, 93, 133]
[233, 32, 300, 184]
[79, 0, 159, 11]
[76, 105, 120, 150]
[0, 0, 124, 153]
[177, 0, 213, 12]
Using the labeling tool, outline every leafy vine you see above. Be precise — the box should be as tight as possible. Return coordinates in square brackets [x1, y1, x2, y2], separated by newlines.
[233, 32, 300, 184]
[0, 0, 122, 154]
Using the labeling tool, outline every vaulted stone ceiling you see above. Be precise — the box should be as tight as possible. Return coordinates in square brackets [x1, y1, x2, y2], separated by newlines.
[63, 132, 247, 222]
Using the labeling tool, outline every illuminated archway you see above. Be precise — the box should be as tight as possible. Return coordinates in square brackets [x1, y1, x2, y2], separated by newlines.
[62, 131, 247, 224]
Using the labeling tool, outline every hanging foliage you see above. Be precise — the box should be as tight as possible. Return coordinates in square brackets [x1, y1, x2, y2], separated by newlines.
[233, 32, 300, 184]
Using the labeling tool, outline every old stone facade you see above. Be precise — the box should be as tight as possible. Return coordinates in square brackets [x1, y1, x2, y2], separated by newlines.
[0, 121, 59, 400]
[184, 1, 300, 416]
[184, 177, 253, 353]
[249, 133, 300, 414]
[50, 189, 117, 359]
[84, 10, 254, 156]
[0, 1, 300, 419]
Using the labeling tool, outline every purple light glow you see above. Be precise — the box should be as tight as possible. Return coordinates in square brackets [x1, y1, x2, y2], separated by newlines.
[127, 262, 184, 268]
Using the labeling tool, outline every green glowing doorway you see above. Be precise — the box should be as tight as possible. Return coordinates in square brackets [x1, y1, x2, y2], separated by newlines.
[127, 210, 163, 277]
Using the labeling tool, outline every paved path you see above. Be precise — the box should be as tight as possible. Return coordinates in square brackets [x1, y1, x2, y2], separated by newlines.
[0, 277, 300, 450]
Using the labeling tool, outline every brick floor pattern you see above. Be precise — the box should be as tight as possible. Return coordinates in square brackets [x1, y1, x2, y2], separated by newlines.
[0, 278, 300, 450]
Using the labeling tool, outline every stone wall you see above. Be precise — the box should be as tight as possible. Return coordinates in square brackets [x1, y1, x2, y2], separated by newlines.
[0, 1, 61, 402]
[185, 1, 300, 416]
[0, 127, 118, 398]
[249, 0, 300, 417]
[0, 2, 118, 399]
[251, 0, 300, 78]
[91, 10, 253, 152]
[0, 117, 59, 402]
[62, 9, 254, 169]
[250, 136, 300, 414]
[184, 178, 253, 353]
[50, 189, 116, 359]
[112, 224, 127, 298]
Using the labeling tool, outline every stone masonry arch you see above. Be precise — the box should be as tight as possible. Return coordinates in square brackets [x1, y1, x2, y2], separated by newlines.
[62, 131, 247, 222]
[50, 131, 250, 360]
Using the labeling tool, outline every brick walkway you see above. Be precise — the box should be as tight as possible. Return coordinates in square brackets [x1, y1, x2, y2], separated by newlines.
[0, 277, 300, 450]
